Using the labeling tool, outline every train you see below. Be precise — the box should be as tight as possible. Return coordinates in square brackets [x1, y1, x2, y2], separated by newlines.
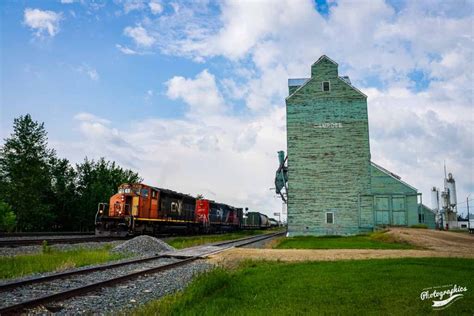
[95, 183, 271, 237]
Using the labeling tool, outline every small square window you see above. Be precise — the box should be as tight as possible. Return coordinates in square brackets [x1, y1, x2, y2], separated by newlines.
[322, 81, 330, 92]
[326, 212, 334, 224]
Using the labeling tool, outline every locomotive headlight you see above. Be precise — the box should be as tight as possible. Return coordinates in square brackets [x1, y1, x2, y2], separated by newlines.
[99, 210, 103, 214]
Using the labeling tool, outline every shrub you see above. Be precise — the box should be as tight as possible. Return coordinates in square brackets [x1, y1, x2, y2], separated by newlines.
[42, 240, 52, 254]
[0, 201, 16, 232]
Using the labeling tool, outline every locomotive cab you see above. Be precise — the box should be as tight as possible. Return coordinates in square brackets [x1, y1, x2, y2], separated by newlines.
[95, 183, 144, 237]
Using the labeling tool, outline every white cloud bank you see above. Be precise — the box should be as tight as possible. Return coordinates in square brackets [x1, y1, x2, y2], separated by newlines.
[69, 89, 286, 212]
[23, 8, 63, 38]
[70, 0, 473, 217]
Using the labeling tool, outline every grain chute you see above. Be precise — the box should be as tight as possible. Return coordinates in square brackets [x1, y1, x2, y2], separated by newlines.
[275, 150, 288, 203]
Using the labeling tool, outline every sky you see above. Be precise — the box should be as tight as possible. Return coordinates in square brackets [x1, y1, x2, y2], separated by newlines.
[1, 0, 473, 219]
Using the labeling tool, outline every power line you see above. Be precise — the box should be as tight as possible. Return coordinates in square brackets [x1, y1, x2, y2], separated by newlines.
[455, 198, 474, 206]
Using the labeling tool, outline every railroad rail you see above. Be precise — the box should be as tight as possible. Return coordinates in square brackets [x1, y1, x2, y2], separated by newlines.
[0, 236, 126, 247]
[0, 232, 94, 238]
[0, 231, 285, 314]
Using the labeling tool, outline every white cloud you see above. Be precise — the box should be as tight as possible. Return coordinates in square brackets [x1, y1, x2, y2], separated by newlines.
[149, 1, 163, 15]
[124, 25, 155, 47]
[121, 0, 147, 13]
[117, 0, 163, 14]
[144, 89, 154, 103]
[60, 0, 75, 3]
[166, 70, 227, 116]
[23, 8, 62, 38]
[116, 44, 140, 55]
[74, 64, 100, 81]
[72, 113, 140, 168]
[74, 112, 110, 125]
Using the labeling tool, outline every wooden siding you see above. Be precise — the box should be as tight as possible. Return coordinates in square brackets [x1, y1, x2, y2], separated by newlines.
[286, 56, 371, 236]
[370, 164, 417, 195]
[285, 56, 423, 235]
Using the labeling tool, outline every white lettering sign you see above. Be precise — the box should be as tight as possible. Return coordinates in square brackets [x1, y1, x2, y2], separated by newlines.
[314, 122, 343, 128]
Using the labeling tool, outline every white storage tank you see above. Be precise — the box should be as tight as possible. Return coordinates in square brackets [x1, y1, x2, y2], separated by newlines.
[446, 173, 457, 206]
[441, 190, 449, 209]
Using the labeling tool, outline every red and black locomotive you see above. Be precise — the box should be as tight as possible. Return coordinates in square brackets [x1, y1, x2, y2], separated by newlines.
[95, 183, 248, 237]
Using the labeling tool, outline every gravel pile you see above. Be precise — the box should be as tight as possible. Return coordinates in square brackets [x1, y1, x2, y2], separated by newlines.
[111, 235, 175, 257]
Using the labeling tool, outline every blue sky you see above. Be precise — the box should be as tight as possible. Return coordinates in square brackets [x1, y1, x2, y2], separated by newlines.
[1, 0, 473, 217]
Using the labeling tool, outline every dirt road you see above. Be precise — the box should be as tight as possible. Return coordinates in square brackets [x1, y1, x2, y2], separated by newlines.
[208, 228, 474, 265]
[387, 227, 474, 255]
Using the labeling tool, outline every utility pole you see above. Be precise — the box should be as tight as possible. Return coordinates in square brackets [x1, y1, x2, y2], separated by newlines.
[467, 195, 471, 232]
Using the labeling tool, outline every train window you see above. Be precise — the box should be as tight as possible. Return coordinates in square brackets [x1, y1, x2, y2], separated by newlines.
[151, 190, 157, 199]
[141, 189, 149, 197]
[171, 202, 178, 213]
[124, 188, 131, 194]
[118, 188, 124, 194]
[326, 212, 334, 224]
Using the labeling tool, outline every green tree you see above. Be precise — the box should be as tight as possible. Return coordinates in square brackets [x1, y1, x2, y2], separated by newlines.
[49, 157, 79, 231]
[0, 114, 143, 232]
[0, 201, 16, 232]
[76, 157, 142, 231]
[0, 114, 56, 231]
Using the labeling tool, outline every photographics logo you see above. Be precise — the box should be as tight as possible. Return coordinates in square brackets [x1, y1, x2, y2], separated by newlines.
[420, 284, 467, 309]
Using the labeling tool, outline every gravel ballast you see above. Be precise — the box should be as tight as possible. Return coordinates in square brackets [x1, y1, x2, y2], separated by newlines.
[111, 235, 175, 257]
[26, 260, 213, 315]
[0, 257, 184, 309]
[0, 241, 122, 257]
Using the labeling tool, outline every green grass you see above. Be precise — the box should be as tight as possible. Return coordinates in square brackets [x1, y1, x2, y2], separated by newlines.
[274, 231, 415, 249]
[0, 245, 125, 279]
[166, 229, 279, 249]
[133, 258, 474, 316]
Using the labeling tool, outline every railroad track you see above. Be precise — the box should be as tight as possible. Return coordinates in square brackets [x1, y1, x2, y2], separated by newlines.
[0, 231, 284, 314]
[0, 236, 126, 247]
[0, 232, 95, 238]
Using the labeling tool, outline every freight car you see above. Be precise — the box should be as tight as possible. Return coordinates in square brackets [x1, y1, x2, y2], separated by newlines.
[95, 183, 267, 237]
[243, 212, 271, 229]
[269, 218, 279, 227]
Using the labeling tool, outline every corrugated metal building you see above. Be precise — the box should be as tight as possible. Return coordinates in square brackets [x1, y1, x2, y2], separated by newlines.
[286, 55, 425, 236]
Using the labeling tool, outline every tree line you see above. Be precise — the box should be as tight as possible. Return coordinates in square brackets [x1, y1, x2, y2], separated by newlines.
[0, 114, 142, 232]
